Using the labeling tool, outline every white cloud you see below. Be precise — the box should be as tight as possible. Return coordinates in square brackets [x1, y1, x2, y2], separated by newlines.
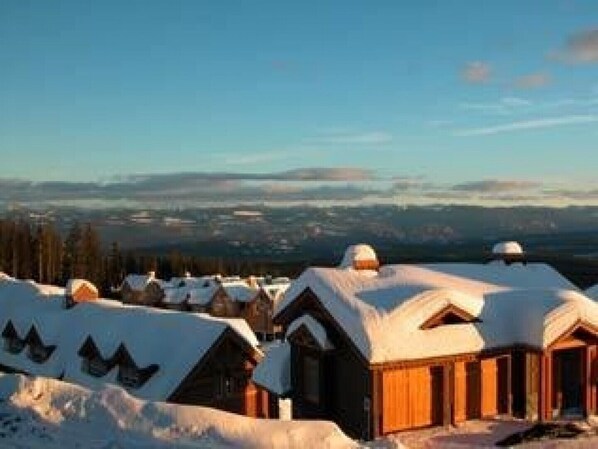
[309, 131, 393, 145]
[454, 115, 598, 136]
[459, 97, 531, 115]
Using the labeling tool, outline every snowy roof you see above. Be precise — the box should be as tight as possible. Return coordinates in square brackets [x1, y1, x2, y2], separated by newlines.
[261, 283, 290, 303]
[122, 273, 160, 292]
[222, 281, 259, 303]
[275, 256, 598, 364]
[161, 285, 190, 305]
[65, 279, 98, 297]
[287, 314, 334, 350]
[187, 282, 220, 306]
[0, 277, 261, 401]
[586, 284, 598, 301]
[252, 341, 291, 396]
[492, 241, 524, 255]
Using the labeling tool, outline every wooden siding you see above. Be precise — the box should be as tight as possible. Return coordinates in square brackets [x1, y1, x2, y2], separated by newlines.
[381, 366, 442, 433]
[241, 291, 281, 338]
[481, 358, 498, 417]
[454, 361, 467, 423]
[168, 329, 269, 418]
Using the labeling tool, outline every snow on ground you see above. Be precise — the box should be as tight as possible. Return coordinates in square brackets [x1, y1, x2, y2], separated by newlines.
[4, 373, 598, 449]
[369, 419, 598, 449]
[0, 374, 357, 449]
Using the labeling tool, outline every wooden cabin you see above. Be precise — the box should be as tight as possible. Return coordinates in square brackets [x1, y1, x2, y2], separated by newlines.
[120, 272, 165, 306]
[65, 279, 99, 308]
[242, 284, 288, 341]
[0, 277, 271, 418]
[254, 243, 598, 440]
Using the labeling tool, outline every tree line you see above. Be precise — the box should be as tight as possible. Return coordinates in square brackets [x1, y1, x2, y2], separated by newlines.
[0, 219, 298, 297]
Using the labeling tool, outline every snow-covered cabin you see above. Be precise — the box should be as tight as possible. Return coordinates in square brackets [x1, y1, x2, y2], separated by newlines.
[255, 242, 598, 439]
[120, 272, 165, 306]
[65, 279, 99, 308]
[0, 277, 271, 418]
[242, 278, 290, 341]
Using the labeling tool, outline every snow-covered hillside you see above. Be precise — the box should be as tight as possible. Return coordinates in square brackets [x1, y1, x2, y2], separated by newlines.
[0, 374, 357, 449]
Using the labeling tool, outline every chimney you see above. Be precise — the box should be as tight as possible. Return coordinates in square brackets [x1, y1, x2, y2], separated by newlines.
[339, 244, 380, 271]
[491, 241, 525, 265]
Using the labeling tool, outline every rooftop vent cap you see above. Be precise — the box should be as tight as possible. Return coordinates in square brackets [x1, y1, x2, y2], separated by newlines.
[339, 244, 380, 271]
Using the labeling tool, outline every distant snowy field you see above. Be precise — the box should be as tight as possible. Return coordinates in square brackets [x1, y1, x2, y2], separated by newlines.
[0, 374, 358, 449]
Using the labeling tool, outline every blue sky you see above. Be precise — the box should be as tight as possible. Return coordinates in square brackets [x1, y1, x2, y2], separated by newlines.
[1, 1, 598, 207]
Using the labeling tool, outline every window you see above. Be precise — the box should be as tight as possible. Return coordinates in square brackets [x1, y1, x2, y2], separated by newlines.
[3, 336, 25, 354]
[214, 374, 235, 399]
[81, 356, 109, 377]
[27, 343, 54, 363]
[2, 322, 24, 354]
[303, 355, 320, 404]
[420, 305, 479, 330]
[118, 364, 141, 389]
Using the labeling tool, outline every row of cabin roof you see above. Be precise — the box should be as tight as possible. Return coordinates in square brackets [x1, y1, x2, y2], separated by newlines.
[0, 274, 272, 418]
[119, 273, 291, 340]
[253, 242, 598, 440]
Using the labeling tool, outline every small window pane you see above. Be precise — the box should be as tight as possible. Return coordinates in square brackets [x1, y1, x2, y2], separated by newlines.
[303, 355, 320, 404]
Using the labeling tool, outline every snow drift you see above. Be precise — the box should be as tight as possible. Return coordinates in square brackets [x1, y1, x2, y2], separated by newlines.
[0, 373, 357, 449]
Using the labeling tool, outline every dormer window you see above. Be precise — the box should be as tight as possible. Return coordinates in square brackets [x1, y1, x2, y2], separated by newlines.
[117, 363, 159, 389]
[81, 356, 110, 377]
[27, 342, 55, 363]
[114, 345, 158, 389]
[25, 327, 55, 363]
[2, 322, 25, 354]
[78, 336, 112, 377]
[118, 364, 142, 389]
[420, 305, 480, 330]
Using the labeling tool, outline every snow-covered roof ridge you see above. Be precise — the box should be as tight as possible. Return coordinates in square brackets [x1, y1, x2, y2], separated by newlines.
[287, 315, 334, 350]
[275, 255, 592, 364]
[252, 341, 291, 396]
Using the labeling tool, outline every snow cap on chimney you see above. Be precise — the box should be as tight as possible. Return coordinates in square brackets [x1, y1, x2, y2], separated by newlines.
[339, 244, 380, 271]
[491, 241, 525, 265]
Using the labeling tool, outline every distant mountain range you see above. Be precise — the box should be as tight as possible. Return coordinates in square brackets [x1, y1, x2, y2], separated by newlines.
[2, 204, 598, 257]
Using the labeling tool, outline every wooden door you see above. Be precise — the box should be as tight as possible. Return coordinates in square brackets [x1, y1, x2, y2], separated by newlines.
[465, 361, 481, 419]
[430, 366, 444, 425]
[497, 356, 510, 414]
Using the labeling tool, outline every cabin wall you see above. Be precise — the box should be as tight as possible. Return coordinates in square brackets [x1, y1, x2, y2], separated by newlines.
[280, 292, 372, 439]
[377, 354, 511, 435]
[168, 333, 269, 418]
[210, 290, 239, 317]
[72, 284, 98, 303]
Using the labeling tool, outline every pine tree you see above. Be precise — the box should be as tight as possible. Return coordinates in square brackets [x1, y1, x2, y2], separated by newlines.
[62, 222, 83, 282]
